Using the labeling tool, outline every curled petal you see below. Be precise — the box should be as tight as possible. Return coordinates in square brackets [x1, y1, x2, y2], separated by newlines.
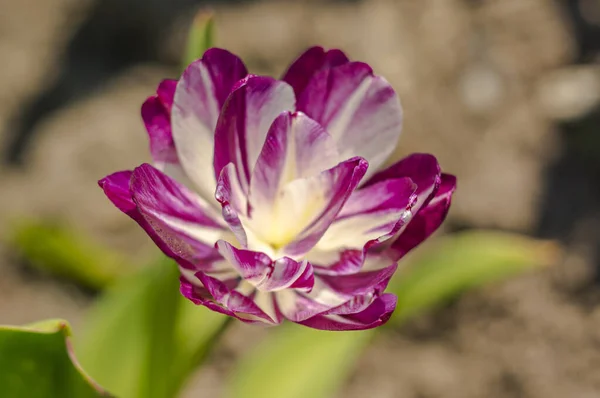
[282, 157, 369, 256]
[318, 262, 397, 297]
[365, 153, 441, 212]
[361, 153, 444, 258]
[246, 111, 340, 248]
[305, 249, 365, 275]
[142, 94, 178, 167]
[178, 258, 238, 281]
[98, 170, 137, 215]
[130, 164, 225, 262]
[181, 278, 238, 318]
[215, 163, 279, 256]
[215, 163, 248, 214]
[261, 258, 314, 292]
[282, 46, 349, 98]
[253, 290, 284, 324]
[172, 48, 248, 201]
[297, 294, 397, 331]
[213, 76, 295, 191]
[249, 111, 339, 208]
[156, 79, 177, 110]
[309, 178, 416, 274]
[275, 287, 335, 323]
[217, 241, 315, 292]
[182, 275, 280, 325]
[306, 256, 395, 313]
[275, 274, 397, 330]
[274, 270, 383, 322]
[303, 177, 415, 276]
[216, 240, 271, 286]
[215, 163, 250, 247]
[142, 79, 195, 185]
[99, 170, 182, 261]
[390, 173, 457, 260]
[298, 62, 402, 179]
[339, 177, 416, 219]
[141, 79, 177, 167]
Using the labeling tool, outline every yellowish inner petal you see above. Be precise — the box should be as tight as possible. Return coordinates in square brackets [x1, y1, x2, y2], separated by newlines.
[247, 176, 327, 252]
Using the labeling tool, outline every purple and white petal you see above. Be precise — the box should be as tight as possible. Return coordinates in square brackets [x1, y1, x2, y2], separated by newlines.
[215, 163, 249, 247]
[314, 178, 417, 252]
[305, 249, 365, 275]
[275, 286, 338, 323]
[304, 177, 416, 274]
[252, 290, 283, 324]
[297, 62, 402, 179]
[172, 49, 248, 201]
[130, 163, 225, 262]
[99, 170, 137, 215]
[282, 46, 349, 98]
[277, 157, 368, 256]
[215, 163, 248, 215]
[318, 262, 397, 297]
[99, 170, 185, 261]
[215, 163, 273, 254]
[249, 111, 339, 207]
[364, 153, 442, 213]
[213, 76, 295, 191]
[178, 258, 238, 281]
[275, 270, 395, 329]
[389, 173, 456, 260]
[217, 240, 315, 292]
[296, 259, 397, 322]
[141, 79, 195, 184]
[258, 258, 314, 292]
[198, 275, 279, 324]
[216, 240, 271, 286]
[297, 293, 397, 331]
[180, 277, 240, 319]
[183, 274, 279, 324]
[245, 111, 340, 246]
[142, 96, 178, 167]
[156, 79, 177, 110]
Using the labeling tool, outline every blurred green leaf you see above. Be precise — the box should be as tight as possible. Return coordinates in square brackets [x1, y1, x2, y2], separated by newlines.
[0, 319, 111, 397]
[170, 293, 232, 392]
[389, 230, 560, 323]
[7, 220, 132, 290]
[227, 230, 559, 398]
[76, 257, 228, 398]
[227, 323, 374, 398]
[182, 10, 215, 69]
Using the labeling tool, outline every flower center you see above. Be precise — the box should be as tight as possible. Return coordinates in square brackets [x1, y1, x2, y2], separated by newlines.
[247, 177, 327, 254]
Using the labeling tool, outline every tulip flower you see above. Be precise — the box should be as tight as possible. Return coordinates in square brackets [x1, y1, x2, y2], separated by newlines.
[99, 47, 456, 330]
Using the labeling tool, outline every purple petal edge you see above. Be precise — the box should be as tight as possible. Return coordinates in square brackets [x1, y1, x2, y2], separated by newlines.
[98, 170, 179, 260]
[297, 293, 397, 331]
[390, 173, 457, 260]
[282, 46, 350, 98]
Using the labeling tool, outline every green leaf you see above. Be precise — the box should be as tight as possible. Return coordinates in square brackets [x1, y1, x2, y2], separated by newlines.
[7, 220, 132, 290]
[390, 230, 560, 323]
[170, 295, 232, 392]
[0, 319, 111, 397]
[226, 323, 374, 398]
[76, 257, 228, 398]
[182, 10, 215, 69]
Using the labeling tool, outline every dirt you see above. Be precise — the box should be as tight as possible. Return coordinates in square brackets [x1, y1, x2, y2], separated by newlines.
[1, 0, 600, 397]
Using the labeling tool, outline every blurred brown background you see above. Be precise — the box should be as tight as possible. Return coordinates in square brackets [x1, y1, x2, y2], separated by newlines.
[1, 0, 600, 397]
